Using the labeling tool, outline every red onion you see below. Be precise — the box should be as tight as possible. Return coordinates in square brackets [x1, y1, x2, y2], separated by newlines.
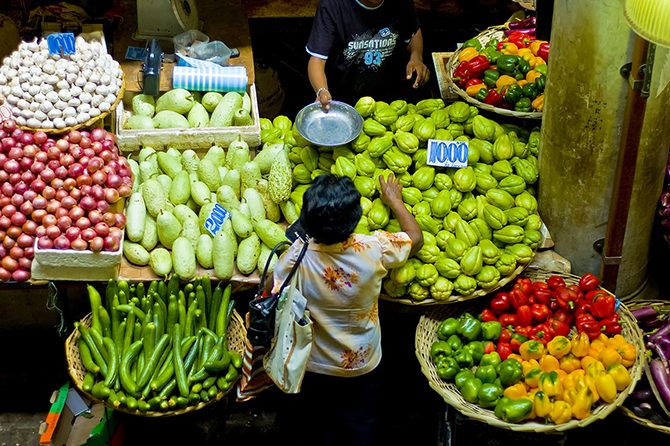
[75, 217, 91, 229]
[60, 153, 74, 167]
[97, 200, 109, 212]
[94, 222, 110, 237]
[80, 185, 91, 196]
[3, 236, 15, 250]
[2, 137, 17, 152]
[90, 185, 105, 201]
[77, 174, 93, 187]
[46, 199, 60, 214]
[68, 163, 84, 178]
[69, 145, 83, 159]
[69, 206, 84, 221]
[104, 234, 120, 251]
[23, 144, 37, 158]
[89, 236, 104, 253]
[30, 178, 46, 194]
[2, 120, 17, 133]
[40, 168, 55, 183]
[46, 225, 61, 240]
[54, 207, 68, 219]
[6, 226, 21, 239]
[9, 246, 23, 259]
[0, 216, 9, 230]
[20, 157, 33, 170]
[9, 173, 21, 185]
[100, 150, 113, 163]
[79, 155, 90, 168]
[109, 227, 123, 239]
[114, 213, 126, 228]
[16, 234, 32, 248]
[0, 267, 10, 281]
[92, 141, 103, 155]
[56, 139, 69, 152]
[1, 183, 13, 197]
[2, 204, 16, 217]
[65, 226, 80, 241]
[0, 245, 5, 257]
[33, 131, 47, 145]
[10, 212, 26, 227]
[42, 214, 57, 227]
[11, 129, 23, 139]
[14, 182, 28, 195]
[69, 188, 82, 201]
[68, 130, 82, 143]
[37, 236, 53, 249]
[79, 195, 96, 211]
[91, 128, 106, 142]
[118, 184, 132, 198]
[22, 220, 37, 235]
[79, 136, 91, 150]
[4, 159, 19, 173]
[21, 170, 35, 184]
[20, 132, 33, 146]
[11, 194, 23, 207]
[22, 190, 37, 203]
[0, 196, 8, 207]
[71, 237, 88, 251]
[8, 147, 23, 160]
[60, 195, 77, 209]
[54, 165, 68, 179]
[23, 247, 33, 259]
[31, 210, 46, 224]
[81, 228, 96, 242]
[17, 257, 32, 271]
[106, 174, 122, 189]
[57, 216, 72, 231]
[47, 146, 61, 160]
[88, 211, 103, 225]
[34, 151, 47, 164]
[102, 212, 116, 226]
[53, 236, 70, 250]
[0, 171, 8, 183]
[19, 201, 33, 216]
[92, 170, 107, 185]
[2, 256, 18, 272]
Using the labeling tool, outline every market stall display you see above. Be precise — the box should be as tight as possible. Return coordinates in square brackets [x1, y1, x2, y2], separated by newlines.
[415, 270, 644, 432]
[0, 36, 124, 132]
[620, 299, 670, 433]
[66, 277, 245, 416]
[444, 24, 547, 119]
[0, 121, 131, 282]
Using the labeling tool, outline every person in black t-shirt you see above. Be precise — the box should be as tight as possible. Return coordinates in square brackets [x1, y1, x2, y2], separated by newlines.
[306, 0, 430, 109]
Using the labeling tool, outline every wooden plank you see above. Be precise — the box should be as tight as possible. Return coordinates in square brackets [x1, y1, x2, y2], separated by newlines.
[431, 52, 459, 102]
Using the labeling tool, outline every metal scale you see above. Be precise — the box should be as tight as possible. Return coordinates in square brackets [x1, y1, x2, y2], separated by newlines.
[133, 0, 200, 40]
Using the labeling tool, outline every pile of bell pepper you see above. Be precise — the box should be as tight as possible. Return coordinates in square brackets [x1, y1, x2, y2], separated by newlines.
[451, 29, 549, 112]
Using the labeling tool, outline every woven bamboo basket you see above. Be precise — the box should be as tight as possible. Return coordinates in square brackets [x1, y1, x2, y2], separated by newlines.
[380, 263, 527, 306]
[16, 73, 125, 135]
[415, 268, 645, 432]
[619, 298, 670, 433]
[444, 26, 542, 120]
[65, 309, 246, 417]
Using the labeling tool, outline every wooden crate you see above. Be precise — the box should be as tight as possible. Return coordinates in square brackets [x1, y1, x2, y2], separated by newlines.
[113, 84, 261, 151]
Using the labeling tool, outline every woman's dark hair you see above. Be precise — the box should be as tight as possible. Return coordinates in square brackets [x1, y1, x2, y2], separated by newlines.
[299, 174, 362, 244]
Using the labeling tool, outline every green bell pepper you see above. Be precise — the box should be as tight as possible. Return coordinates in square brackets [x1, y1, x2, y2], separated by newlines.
[462, 38, 482, 51]
[534, 73, 546, 92]
[496, 55, 518, 75]
[534, 63, 548, 76]
[517, 57, 531, 74]
[514, 70, 525, 81]
[480, 351, 502, 369]
[521, 82, 537, 99]
[430, 340, 453, 361]
[437, 317, 460, 340]
[455, 369, 475, 389]
[446, 334, 463, 353]
[458, 316, 482, 342]
[475, 88, 489, 103]
[482, 69, 500, 88]
[514, 97, 532, 112]
[436, 356, 460, 381]
[460, 377, 483, 404]
[478, 382, 503, 408]
[497, 358, 523, 387]
[480, 321, 502, 341]
[486, 38, 500, 49]
[475, 364, 498, 384]
[481, 46, 501, 64]
[494, 397, 533, 423]
[454, 348, 474, 369]
[464, 341, 485, 364]
[503, 84, 522, 104]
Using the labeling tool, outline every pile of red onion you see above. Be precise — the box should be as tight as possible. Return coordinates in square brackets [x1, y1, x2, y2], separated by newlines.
[0, 120, 133, 282]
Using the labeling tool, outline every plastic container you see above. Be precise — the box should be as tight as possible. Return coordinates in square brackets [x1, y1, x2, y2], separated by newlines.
[173, 29, 209, 55]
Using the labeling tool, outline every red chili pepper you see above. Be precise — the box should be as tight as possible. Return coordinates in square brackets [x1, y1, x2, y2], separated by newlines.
[480, 308, 498, 322]
[553, 308, 574, 327]
[547, 318, 570, 337]
[537, 41, 550, 61]
[599, 314, 622, 336]
[530, 303, 551, 322]
[516, 304, 533, 327]
[509, 288, 529, 309]
[490, 292, 510, 315]
[546, 275, 566, 291]
[499, 328, 512, 344]
[588, 289, 616, 319]
[497, 342, 513, 361]
[498, 313, 518, 327]
[484, 341, 496, 354]
[483, 88, 503, 106]
[578, 272, 601, 292]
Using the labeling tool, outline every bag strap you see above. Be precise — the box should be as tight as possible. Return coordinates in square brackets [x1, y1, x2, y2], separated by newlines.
[257, 240, 292, 294]
[275, 240, 309, 297]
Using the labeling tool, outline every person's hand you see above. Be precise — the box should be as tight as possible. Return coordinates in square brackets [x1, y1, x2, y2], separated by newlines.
[406, 60, 430, 89]
[379, 173, 403, 208]
[316, 87, 332, 111]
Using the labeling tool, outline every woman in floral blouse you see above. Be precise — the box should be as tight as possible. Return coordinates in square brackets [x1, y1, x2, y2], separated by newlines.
[273, 173, 422, 445]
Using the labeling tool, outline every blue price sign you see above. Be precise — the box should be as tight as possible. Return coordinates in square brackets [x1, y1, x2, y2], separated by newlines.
[204, 203, 230, 237]
[426, 139, 469, 168]
[47, 33, 76, 55]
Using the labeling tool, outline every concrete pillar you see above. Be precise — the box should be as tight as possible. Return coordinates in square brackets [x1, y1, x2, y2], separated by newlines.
[539, 0, 670, 297]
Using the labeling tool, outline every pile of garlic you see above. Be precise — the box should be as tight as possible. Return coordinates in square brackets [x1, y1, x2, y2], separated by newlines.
[0, 36, 123, 130]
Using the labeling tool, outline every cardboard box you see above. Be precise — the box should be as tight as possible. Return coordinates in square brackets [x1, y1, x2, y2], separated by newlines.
[39, 383, 119, 446]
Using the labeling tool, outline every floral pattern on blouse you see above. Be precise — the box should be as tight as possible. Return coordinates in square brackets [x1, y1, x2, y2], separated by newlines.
[322, 266, 359, 291]
[340, 345, 371, 369]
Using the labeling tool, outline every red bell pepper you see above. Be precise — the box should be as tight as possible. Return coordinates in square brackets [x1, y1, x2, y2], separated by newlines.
[490, 292, 510, 315]
[509, 288, 529, 309]
[530, 323, 552, 344]
[498, 313, 518, 327]
[530, 303, 551, 322]
[499, 328, 512, 344]
[547, 318, 570, 337]
[567, 284, 584, 302]
[452, 60, 472, 87]
[555, 287, 577, 310]
[466, 55, 491, 78]
[465, 78, 484, 88]
[599, 314, 622, 336]
[546, 275, 566, 291]
[588, 289, 616, 319]
[553, 308, 574, 327]
[510, 333, 529, 352]
[483, 88, 503, 106]
[578, 272, 601, 292]
[516, 304, 533, 327]
[576, 313, 601, 340]
[537, 41, 550, 61]
[480, 308, 498, 322]
[513, 325, 531, 337]
[574, 301, 592, 318]
[531, 284, 552, 306]
[497, 342, 513, 361]
[507, 31, 532, 48]
[515, 278, 534, 296]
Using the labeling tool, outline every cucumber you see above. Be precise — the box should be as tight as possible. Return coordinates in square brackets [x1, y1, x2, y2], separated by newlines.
[91, 381, 111, 400]
[195, 234, 214, 269]
[149, 248, 173, 277]
[169, 170, 191, 205]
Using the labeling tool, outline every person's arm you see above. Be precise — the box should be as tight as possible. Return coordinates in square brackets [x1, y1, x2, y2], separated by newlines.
[405, 28, 430, 89]
[378, 173, 423, 257]
[308, 56, 332, 110]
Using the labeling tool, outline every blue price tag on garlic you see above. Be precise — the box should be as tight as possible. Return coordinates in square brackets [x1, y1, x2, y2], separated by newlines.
[204, 203, 230, 236]
[47, 33, 76, 55]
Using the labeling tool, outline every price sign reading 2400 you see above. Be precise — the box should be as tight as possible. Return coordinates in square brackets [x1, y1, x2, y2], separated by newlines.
[426, 139, 469, 169]
[204, 203, 230, 237]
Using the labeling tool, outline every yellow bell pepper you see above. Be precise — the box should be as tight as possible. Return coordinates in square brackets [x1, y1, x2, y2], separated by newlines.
[534, 56, 546, 66]
[598, 347, 622, 368]
[539, 354, 560, 372]
[466, 83, 487, 97]
[556, 369, 568, 383]
[616, 343, 637, 368]
[508, 353, 525, 364]
[522, 358, 540, 376]
[547, 336, 572, 359]
[594, 371, 618, 403]
[586, 360, 606, 378]
[563, 369, 585, 392]
[580, 355, 600, 371]
[517, 79, 528, 87]
[538, 370, 563, 398]
[524, 367, 542, 388]
[596, 333, 610, 345]
[458, 46, 479, 62]
[568, 377, 594, 420]
[570, 332, 590, 358]
[495, 74, 517, 90]
[531, 94, 545, 112]
[607, 364, 632, 391]
[607, 334, 628, 348]
[519, 340, 545, 361]
[504, 382, 528, 400]
[549, 400, 572, 425]
[533, 390, 552, 418]
[525, 70, 542, 84]
[559, 353, 582, 374]
[500, 42, 518, 55]
[528, 39, 545, 56]
[517, 48, 537, 67]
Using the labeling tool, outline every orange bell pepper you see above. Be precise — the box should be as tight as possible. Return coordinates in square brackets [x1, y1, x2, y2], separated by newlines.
[539, 355, 560, 372]
[607, 363, 632, 391]
[531, 94, 544, 112]
[559, 353, 582, 374]
[547, 336, 572, 359]
[503, 382, 528, 400]
[495, 74, 517, 89]
[458, 46, 479, 62]
[533, 390, 552, 418]
[549, 400, 572, 424]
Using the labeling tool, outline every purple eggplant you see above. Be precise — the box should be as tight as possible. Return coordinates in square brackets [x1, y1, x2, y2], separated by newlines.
[641, 317, 667, 331]
[508, 16, 537, 29]
[631, 305, 659, 322]
[629, 388, 654, 402]
[650, 358, 670, 409]
[503, 28, 536, 36]
[650, 320, 670, 344]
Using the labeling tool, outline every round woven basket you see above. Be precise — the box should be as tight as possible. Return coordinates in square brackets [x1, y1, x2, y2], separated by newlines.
[65, 309, 246, 417]
[380, 263, 527, 306]
[16, 73, 125, 135]
[445, 26, 542, 120]
[618, 298, 670, 433]
[415, 268, 645, 432]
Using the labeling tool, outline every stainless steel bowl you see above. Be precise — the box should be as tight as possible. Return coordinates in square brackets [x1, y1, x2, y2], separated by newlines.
[294, 100, 363, 147]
